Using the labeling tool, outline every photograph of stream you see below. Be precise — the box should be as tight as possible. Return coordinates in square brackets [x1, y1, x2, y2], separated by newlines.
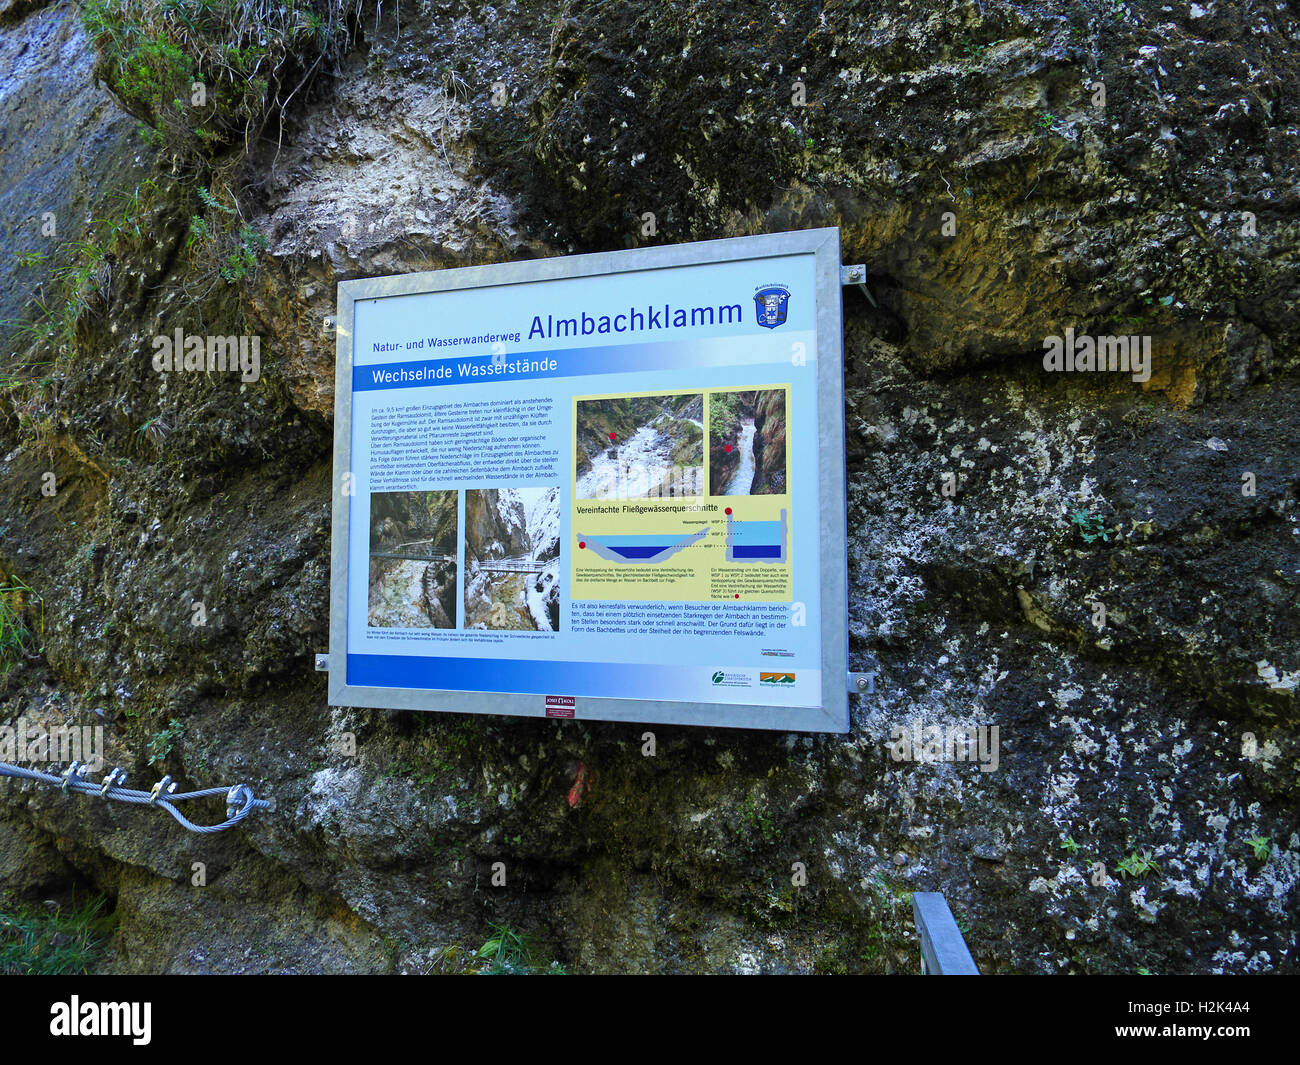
[367, 490, 459, 628]
[464, 488, 561, 631]
[575, 393, 704, 499]
[708, 389, 788, 495]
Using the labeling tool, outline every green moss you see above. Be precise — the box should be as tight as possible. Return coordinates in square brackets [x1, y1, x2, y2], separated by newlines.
[736, 790, 781, 843]
[814, 938, 851, 974]
[383, 716, 487, 786]
[81, 0, 344, 165]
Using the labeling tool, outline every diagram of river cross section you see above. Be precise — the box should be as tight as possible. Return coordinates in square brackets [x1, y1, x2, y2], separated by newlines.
[725, 509, 788, 563]
[576, 528, 709, 563]
[571, 386, 793, 603]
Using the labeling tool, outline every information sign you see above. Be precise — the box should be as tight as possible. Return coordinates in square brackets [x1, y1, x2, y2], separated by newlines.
[328, 228, 848, 731]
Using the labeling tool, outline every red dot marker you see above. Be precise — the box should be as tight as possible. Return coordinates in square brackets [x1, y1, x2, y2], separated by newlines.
[578, 541, 586, 549]
[735, 593, 740, 599]
[609, 432, 616, 441]
[725, 507, 732, 515]
[724, 444, 732, 452]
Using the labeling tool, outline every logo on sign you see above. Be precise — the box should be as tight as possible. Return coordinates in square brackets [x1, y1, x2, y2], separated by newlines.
[760, 672, 796, 685]
[545, 695, 576, 718]
[754, 285, 790, 329]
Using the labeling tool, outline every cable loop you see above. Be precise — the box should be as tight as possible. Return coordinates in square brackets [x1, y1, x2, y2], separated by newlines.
[0, 761, 270, 833]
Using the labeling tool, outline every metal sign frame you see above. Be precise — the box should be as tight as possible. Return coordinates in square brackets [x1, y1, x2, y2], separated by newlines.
[327, 227, 849, 732]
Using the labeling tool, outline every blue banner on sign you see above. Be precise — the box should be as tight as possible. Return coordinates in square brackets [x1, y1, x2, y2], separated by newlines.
[352, 336, 807, 393]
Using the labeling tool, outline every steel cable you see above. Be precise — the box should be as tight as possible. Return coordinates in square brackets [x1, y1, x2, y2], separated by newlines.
[0, 761, 272, 833]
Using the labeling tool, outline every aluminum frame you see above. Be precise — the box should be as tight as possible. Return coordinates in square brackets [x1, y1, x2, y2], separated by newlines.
[328, 227, 849, 732]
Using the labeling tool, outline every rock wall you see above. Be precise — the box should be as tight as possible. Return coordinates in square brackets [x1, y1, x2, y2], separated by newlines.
[750, 388, 786, 495]
[0, 0, 1296, 974]
[465, 489, 530, 563]
[0, 0, 151, 356]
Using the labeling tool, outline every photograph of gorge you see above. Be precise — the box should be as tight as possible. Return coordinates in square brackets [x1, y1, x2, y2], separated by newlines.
[367, 490, 458, 628]
[575, 393, 704, 499]
[708, 389, 788, 495]
[464, 488, 561, 631]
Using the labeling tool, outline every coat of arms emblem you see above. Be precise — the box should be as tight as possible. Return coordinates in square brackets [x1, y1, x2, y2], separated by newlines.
[754, 286, 790, 329]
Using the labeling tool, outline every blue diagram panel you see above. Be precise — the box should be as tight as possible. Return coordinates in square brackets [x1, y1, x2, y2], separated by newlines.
[578, 529, 708, 564]
[725, 510, 788, 563]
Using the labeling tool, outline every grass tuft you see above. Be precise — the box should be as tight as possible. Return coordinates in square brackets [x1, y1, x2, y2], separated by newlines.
[0, 577, 43, 686]
[0, 895, 111, 975]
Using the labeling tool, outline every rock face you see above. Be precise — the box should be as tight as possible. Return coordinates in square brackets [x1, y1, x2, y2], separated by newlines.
[526, 487, 562, 632]
[532, 0, 1298, 396]
[420, 562, 457, 629]
[750, 388, 786, 494]
[465, 489, 530, 563]
[0, 0, 1297, 974]
[0, 0, 150, 355]
[246, 47, 543, 416]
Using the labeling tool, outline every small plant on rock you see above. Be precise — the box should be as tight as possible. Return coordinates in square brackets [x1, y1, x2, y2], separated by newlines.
[476, 923, 567, 975]
[147, 718, 184, 767]
[1116, 849, 1160, 880]
[1069, 508, 1111, 543]
[1246, 835, 1272, 861]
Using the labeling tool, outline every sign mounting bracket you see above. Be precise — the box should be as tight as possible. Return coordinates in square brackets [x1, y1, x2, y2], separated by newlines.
[840, 263, 877, 307]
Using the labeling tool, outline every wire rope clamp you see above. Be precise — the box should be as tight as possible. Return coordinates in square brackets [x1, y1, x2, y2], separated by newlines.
[149, 775, 176, 805]
[99, 767, 127, 798]
[60, 762, 86, 792]
[225, 784, 254, 820]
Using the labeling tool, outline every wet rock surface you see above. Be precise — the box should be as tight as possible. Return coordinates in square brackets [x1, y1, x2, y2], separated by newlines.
[0, 0, 150, 355]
